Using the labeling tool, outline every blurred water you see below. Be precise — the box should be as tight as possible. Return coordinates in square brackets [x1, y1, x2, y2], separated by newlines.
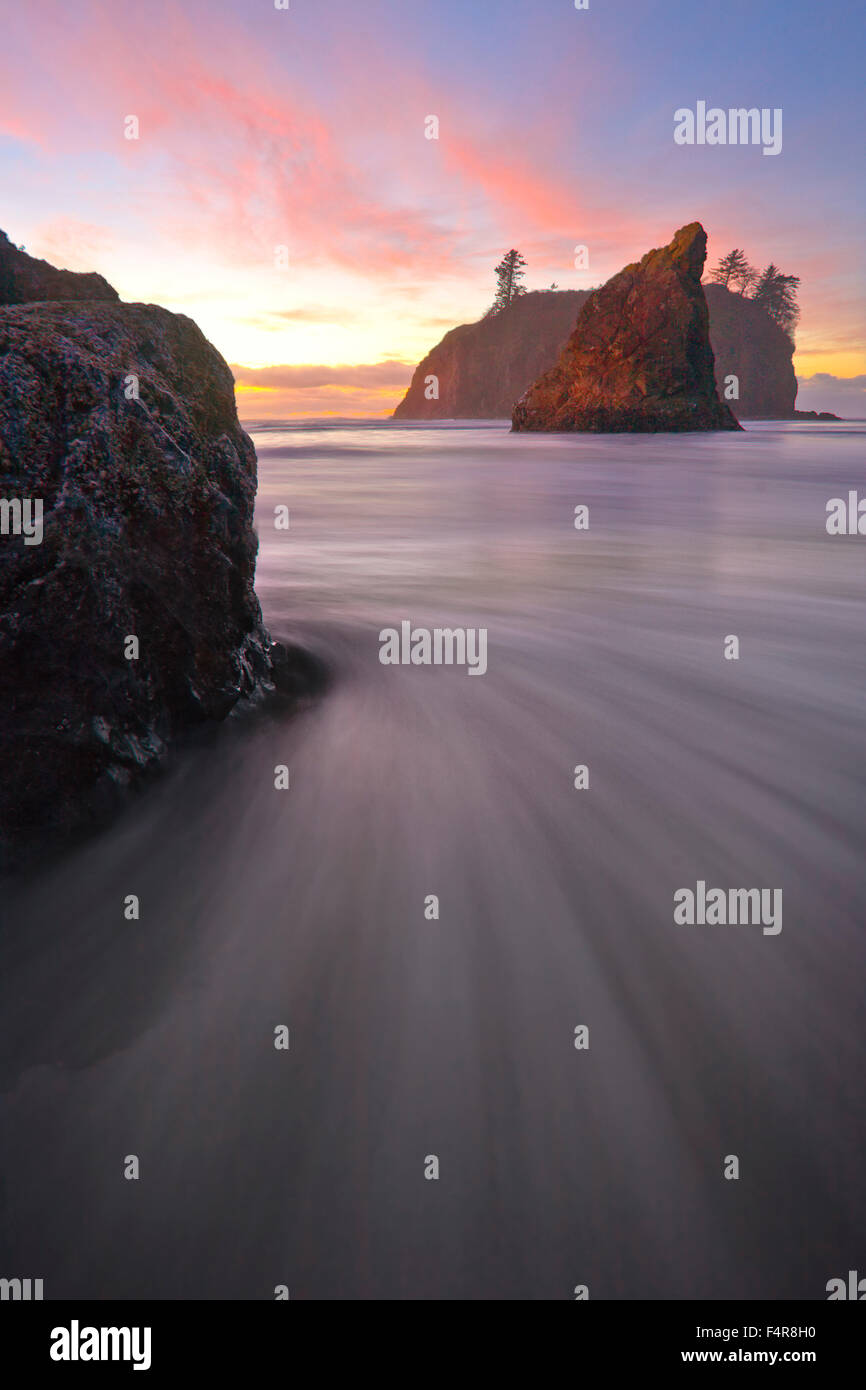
[2, 419, 865, 1299]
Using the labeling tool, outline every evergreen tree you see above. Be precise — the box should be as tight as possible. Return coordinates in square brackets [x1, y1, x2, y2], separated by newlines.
[751, 264, 801, 335]
[487, 249, 527, 314]
[709, 248, 757, 293]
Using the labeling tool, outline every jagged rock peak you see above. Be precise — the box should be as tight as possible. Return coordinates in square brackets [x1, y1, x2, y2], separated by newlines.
[512, 222, 742, 432]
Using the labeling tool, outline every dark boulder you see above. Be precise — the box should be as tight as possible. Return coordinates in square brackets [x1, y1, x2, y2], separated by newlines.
[0, 297, 306, 866]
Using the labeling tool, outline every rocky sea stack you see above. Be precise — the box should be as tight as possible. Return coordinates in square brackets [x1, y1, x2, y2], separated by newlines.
[0, 235, 318, 868]
[512, 223, 741, 433]
[394, 282, 798, 422]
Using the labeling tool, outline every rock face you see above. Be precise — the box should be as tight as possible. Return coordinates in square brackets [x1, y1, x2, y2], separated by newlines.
[0, 288, 313, 867]
[393, 290, 591, 420]
[0, 229, 119, 305]
[512, 224, 740, 431]
[702, 283, 796, 418]
[396, 234, 798, 424]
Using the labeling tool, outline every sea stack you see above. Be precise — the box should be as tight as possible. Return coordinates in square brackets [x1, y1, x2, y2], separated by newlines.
[393, 283, 797, 421]
[512, 222, 741, 433]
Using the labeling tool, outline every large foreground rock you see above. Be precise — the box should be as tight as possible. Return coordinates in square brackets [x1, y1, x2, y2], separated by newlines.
[512, 223, 740, 432]
[0, 299, 313, 866]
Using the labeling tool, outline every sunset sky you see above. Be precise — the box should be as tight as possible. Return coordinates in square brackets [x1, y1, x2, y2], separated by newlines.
[2, 0, 864, 417]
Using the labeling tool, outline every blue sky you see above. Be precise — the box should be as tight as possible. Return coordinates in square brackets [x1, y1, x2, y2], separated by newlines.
[1, 0, 863, 413]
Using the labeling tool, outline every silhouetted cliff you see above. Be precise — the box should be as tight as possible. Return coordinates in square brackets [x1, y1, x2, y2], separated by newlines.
[703, 283, 797, 419]
[396, 271, 798, 422]
[394, 290, 590, 419]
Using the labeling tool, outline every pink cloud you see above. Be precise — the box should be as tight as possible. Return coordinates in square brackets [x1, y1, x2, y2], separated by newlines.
[29, 217, 116, 272]
[1, 1, 461, 276]
[4, 1, 858, 366]
[0, 0, 644, 286]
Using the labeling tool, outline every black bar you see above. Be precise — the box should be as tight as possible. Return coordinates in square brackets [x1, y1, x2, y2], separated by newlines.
[1, 1301, 861, 1375]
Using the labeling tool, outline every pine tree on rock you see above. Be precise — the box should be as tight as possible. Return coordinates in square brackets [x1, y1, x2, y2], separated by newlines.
[709, 248, 758, 294]
[752, 264, 801, 336]
[487, 249, 527, 315]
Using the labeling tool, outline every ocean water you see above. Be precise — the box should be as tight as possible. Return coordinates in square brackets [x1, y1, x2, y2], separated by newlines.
[2, 419, 865, 1299]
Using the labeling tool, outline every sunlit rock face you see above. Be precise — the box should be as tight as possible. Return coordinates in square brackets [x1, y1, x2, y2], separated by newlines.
[512, 223, 741, 433]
